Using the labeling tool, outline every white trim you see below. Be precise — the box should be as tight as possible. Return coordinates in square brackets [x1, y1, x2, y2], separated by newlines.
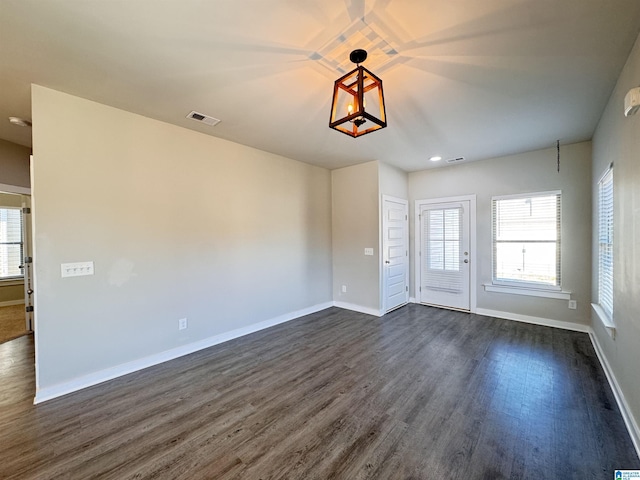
[0, 299, 25, 307]
[597, 162, 614, 185]
[589, 329, 640, 459]
[33, 301, 333, 404]
[0, 183, 31, 195]
[333, 301, 383, 317]
[491, 189, 562, 201]
[409, 296, 416, 303]
[31, 153, 42, 393]
[474, 308, 590, 333]
[483, 284, 571, 300]
[414, 194, 477, 313]
[591, 303, 616, 338]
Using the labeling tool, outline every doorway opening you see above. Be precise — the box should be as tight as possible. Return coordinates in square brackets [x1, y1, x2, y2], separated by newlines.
[0, 189, 32, 343]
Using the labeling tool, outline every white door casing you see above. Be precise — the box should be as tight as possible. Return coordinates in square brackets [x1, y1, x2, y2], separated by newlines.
[382, 196, 409, 312]
[415, 195, 476, 312]
[21, 195, 33, 331]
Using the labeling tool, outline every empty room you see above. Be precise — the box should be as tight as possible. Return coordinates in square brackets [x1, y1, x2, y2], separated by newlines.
[1, 1, 639, 478]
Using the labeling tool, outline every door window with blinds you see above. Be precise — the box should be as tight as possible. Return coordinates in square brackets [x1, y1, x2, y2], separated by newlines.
[492, 191, 561, 289]
[427, 207, 461, 274]
[597, 166, 613, 321]
[0, 207, 24, 280]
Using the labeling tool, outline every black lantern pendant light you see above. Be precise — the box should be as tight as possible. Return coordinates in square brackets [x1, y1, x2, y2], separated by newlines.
[329, 49, 387, 138]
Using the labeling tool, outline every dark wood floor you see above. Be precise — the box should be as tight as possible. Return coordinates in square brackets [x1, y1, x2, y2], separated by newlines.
[0, 305, 638, 479]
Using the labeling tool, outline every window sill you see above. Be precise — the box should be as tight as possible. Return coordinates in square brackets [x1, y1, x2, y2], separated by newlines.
[0, 278, 24, 287]
[483, 284, 571, 300]
[591, 303, 616, 339]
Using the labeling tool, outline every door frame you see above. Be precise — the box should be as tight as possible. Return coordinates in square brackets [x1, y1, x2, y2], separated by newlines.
[381, 195, 409, 313]
[414, 194, 477, 312]
[0, 183, 32, 329]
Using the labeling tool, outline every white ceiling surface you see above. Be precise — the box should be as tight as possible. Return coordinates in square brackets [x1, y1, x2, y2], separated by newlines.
[1, 1, 640, 172]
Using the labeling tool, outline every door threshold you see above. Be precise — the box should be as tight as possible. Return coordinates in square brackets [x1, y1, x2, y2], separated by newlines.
[384, 302, 409, 315]
[420, 302, 470, 314]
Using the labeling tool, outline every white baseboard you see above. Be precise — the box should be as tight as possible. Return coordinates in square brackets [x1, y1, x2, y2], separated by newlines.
[34, 301, 333, 404]
[333, 301, 383, 317]
[474, 308, 590, 333]
[409, 297, 416, 303]
[0, 299, 25, 307]
[589, 330, 640, 459]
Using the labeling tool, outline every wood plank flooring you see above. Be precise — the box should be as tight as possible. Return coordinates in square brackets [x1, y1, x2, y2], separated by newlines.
[0, 305, 638, 479]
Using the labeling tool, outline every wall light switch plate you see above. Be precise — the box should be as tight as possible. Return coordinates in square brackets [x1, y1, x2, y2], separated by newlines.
[61, 261, 94, 278]
[364, 248, 374, 256]
[568, 300, 577, 310]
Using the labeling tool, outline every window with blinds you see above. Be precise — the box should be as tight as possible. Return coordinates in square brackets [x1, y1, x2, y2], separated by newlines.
[492, 191, 561, 288]
[598, 166, 613, 320]
[427, 208, 461, 272]
[0, 208, 24, 280]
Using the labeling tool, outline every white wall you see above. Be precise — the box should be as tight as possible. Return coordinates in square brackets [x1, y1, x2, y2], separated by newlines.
[331, 161, 380, 313]
[409, 142, 592, 324]
[378, 161, 408, 200]
[31, 85, 332, 394]
[591, 33, 640, 438]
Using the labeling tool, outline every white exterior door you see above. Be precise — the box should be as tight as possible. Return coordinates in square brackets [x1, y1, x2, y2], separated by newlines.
[419, 200, 470, 310]
[382, 196, 409, 312]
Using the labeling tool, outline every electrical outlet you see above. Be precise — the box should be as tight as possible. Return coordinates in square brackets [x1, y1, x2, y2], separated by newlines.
[341, 285, 347, 293]
[568, 300, 577, 310]
[178, 318, 188, 330]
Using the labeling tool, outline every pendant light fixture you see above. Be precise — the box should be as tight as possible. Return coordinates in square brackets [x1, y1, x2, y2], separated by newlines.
[329, 49, 387, 138]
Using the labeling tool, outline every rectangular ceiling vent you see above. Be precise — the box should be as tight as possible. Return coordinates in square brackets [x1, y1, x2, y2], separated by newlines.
[186, 111, 221, 126]
[445, 156, 466, 164]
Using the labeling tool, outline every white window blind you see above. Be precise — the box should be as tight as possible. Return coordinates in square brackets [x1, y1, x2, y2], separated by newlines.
[0, 207, 23, 279]
[598, 166, 614, 320]
[427, 208, 461, 272]
[423, 206, 463, 294]
[492, 192, 561, 288]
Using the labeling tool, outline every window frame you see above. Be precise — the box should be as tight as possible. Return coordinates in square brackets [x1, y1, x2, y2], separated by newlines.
[0, 206, 24, 282]
[490, 190, 562, 292]
[596, 164, 614, 324]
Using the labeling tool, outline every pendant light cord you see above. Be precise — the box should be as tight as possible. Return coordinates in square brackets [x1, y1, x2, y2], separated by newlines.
[557, 140, 560, 173]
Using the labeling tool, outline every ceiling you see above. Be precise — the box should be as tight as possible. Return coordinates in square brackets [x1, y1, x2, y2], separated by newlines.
[1, 0, 640, 172]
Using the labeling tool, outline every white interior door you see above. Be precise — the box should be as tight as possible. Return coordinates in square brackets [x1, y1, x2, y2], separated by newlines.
[382, 196, 409, 312]
[419, 201, 470, 310]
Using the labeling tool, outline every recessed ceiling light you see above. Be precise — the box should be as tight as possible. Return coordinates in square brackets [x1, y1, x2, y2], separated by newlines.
[8, 116, 32, 127]
[429, 156, 442, 162]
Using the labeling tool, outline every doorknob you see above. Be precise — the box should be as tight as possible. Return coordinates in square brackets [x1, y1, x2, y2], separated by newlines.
[464, 259, 469, 263]
[385, 260, 390, 264]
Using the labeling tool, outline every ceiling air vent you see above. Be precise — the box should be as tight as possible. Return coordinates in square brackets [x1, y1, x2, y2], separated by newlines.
[186, 111, 221, 126]
[445, 156, 466, 164]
